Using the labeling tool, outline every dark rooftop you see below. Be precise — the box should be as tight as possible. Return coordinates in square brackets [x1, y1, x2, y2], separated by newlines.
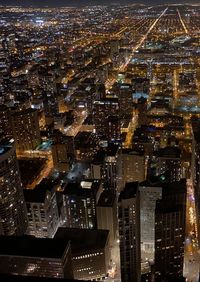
[12, 108, 37, 117]
[119, 182, 138, 202]
[97, 190, 116, 207]
[122, 149, 144, 156]
[106, 143, 119, 157]
[157, 146, 181, 158]
[156, 202, 185, 214]
[155, 179, 186, 213]
[0, 236, 70, 259]
[18, 158, 46, 187]
[24, 178, 55, 203]
[55, 227, 109, 253]
[63, 179, 101, 196]
[0, 274, 86, 282]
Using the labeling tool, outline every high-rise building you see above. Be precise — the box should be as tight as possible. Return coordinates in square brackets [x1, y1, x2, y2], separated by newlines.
[103, 144, 119, 191]
[55, 227, 110, 281]
[96, 190, 118, 246]
[90, 150, 105, 180]
[61, 180, 102, 229]
[93, 98, 119, 141]
[0, 236, 73, 279]
[154, 179, 187, 281]
[0, 138, 27, 235]
[118, 182, 141, 282]
[52, 134, 75, 173]
[139, 184, 162, 262]
[116, 83, 133, 119]
[24, 179, 60, 238]
[119, 149, 146, 192]
[11, 108, 41, 153]
[155, 146, 182, 182]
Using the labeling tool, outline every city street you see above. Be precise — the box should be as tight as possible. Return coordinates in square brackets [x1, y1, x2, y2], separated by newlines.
[184, 179, 199, 282]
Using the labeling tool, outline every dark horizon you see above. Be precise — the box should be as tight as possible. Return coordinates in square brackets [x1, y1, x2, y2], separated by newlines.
[0, 0, 199, 8]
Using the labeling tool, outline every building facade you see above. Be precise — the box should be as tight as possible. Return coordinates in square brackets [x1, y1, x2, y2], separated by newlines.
[118, 182, 141, 282]
[11, 108, 41, 152]
[154, 180, 187, 281]
[0, 138, 27, 235]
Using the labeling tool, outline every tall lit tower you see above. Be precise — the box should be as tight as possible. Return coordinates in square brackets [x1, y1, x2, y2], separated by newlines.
[0, 138, 27, 235]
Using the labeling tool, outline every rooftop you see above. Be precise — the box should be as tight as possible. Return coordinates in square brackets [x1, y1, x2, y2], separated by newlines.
[97, 190, 116, 207]
[63, 179, 101, 196]
[119, 182, 138, 201]
[0, 236, 70, 259]
[24, 178, 55, 203]
[0, 275, 86, 282]
[55, 228, 109, 252]
[157, 146, 181, 158]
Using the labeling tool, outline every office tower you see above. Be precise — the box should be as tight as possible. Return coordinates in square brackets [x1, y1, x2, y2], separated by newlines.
[154, 179, 187, 281]
[61, 180, 102, 229]
[11, 108, 41, 153]
[96, 190, 118, 245]
[191, 117, 200, 245]
[103, 144, 119, 191]
[139, 184, 162, 262]
[116, 83, 133, 119]
[155, 146, 182, 182]
[0, 236, 73, 279]
[0, 105, 12, 136]
[0, 138, 27, 235]
[93, 98, 119, 141]
[119, 149, 146, 191]
[24, 179, 60, 238]
[55, 227, 110, 281]
[118, 182, 141, 282]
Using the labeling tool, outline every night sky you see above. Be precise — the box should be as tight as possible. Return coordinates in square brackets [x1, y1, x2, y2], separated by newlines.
[0, 0, 197, 7]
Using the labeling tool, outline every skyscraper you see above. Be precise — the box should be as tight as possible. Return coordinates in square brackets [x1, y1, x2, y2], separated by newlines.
[155, 146, 182, 182]
[119, 149, 146, 192]
[93, 98, 120, 142]
[139, 184, 162, 262]
[11, 108, 41, 153]
[96, 190, 118, 246]
[154, 179, 187, 281]
[118, 182, 141, 282]
[61, 180, 102, 229]
[0, 138, 27, 235]
[116, 83, 133, 119]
